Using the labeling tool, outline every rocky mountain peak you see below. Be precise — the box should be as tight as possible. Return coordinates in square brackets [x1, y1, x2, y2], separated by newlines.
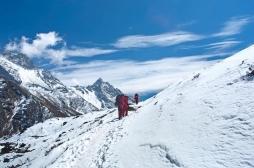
[87, 78, 123, 108]
[2, 51, 35, 69]
[93, 77, 105, 86]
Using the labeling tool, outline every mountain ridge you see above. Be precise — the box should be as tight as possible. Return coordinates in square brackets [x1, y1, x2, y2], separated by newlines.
[0, 52, 122, 137]
[87, 78, 123, 108]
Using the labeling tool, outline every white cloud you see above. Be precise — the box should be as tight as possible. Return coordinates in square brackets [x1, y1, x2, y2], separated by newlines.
[44, 48, 117, 64]
[113, 31, 204, 48]
[213, 16, 252, 37]
[6, 32, 63, 56]
[179, 40, 241, 52]
[53, 54, 226, 94]
[5, 41, 19, 51]
[5, 32, 117, 64]
[206, 40, 241, 51]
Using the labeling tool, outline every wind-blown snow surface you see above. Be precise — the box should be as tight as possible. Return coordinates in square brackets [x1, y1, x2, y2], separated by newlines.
[0, 109, 125, 168]
[110, 45, 254, 168]
[1, 45, 254, 168]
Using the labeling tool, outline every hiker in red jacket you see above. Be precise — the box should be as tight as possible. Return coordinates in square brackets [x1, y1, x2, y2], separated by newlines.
[116, 95, 128, 120]
[116, 94, 130, 119]
[134, 93, 139, 105]
[116, 94, 125, 120]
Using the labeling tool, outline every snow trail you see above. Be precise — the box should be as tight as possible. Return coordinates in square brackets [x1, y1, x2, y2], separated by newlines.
[0, 109, 130, 168]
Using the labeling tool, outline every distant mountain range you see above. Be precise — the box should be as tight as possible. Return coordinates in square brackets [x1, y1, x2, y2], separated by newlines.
[0, 51, 122, 137]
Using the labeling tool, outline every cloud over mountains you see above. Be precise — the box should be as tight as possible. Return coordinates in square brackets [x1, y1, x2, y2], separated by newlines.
[5, 32, 117, 64]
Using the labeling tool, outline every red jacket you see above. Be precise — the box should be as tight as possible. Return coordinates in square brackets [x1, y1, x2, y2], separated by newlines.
[124, 96, 129, 109]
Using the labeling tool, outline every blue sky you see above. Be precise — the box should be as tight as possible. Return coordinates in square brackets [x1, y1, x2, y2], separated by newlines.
[1, 0, 254, 97]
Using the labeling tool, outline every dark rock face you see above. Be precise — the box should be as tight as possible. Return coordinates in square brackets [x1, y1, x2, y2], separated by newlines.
[2, 51, 35, 69]
[0, 142, 31, 155]
[0, 77, 46, 137]
[0, 77, 79, 137]
[0, 65, 18, 83]
[87, 78, 123, 108]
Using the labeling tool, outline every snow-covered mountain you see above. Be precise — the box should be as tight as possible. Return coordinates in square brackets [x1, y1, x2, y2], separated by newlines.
[0, 52, 122, 137]
[87, 78, 123, 109]
[0, 76, 78, 138]
[70, 85, 103, 110]
[0, 52, 99, 113]
[1, 45, 254, 168]
[2, 51, 35, 69]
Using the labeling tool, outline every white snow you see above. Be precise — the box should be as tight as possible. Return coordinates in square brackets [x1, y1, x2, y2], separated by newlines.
[1, 45, 254, 168]
[106, 45, 254, 168]
[70, 87, 102, 109]
[0, 56, 47, 88]
[11, 96, 28, 119]
[0, 109, 122, 168]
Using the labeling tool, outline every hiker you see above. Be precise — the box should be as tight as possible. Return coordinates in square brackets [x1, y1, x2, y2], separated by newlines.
[123, 96, 129, 117]
[134, 93, 139, 105]
[116, 94, 125, 120]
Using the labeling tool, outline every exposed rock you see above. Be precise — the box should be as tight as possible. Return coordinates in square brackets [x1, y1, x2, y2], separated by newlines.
[87, 78, 123, 108]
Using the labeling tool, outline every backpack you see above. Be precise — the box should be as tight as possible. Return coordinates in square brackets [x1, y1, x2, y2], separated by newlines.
[115, 94, 124, 106]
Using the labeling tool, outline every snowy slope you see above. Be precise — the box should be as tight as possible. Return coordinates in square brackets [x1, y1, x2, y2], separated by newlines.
[0, 109, 124, 168]
[106, 45, 254, 168]
[70, 85, 102, 109]
[1, 45, 254, 168]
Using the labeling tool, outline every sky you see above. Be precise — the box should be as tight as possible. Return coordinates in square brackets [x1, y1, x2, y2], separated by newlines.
[1, 0, 254, 98]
